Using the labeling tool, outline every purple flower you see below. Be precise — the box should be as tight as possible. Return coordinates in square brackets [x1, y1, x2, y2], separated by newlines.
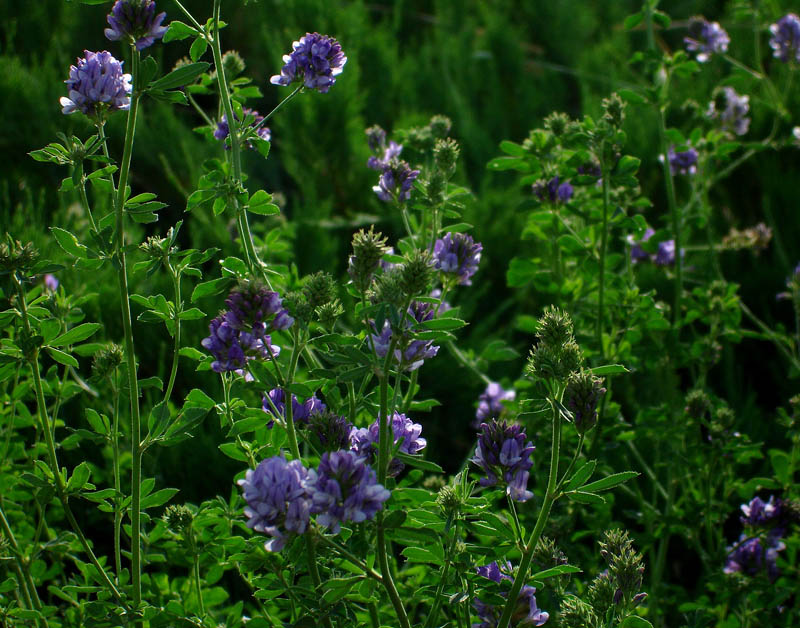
[474, 382, 516, 427]
[707, 87, 750, 136]
[654, 239, 684, 266]
[627, 228, 655, 264]
[225, 283, 294, 337]
[740, 495, 781, 527]
[724, 533, 785, 581]
[104, 0, 167, 51]
[44, 274, 59, 292]
[262, 388, 325, 428]
[238, 456, 311, 552]
[365, 125, 387, 152]
[667, 146, 699, 175]
[367, 140, 404, 171]
[214, 108, 271, 149]
[305, 450, 390, 534]
[430, 288, 452, 313]
[684, 18, 730, 62]
[474, 562, 549, 627]
[433, 232, 483, 286]
[60, 50, 132, 118]
[270, 32, 347, 93]
[471, 420, 535, 502]
[371, 301, 440, 372]
[769, 14, 800, 63]
[532, 176, 573, 204]
[306, 411, 354, 452]
[349, 412, 427, 477]
[373, 160, 420, 203]
[201, 315, 280, 374]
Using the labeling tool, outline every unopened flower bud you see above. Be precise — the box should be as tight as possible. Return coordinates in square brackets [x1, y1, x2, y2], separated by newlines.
[436, 485, 462, 519]
[400, 249, 434, 299]
[685, 389, 711, 420]
[92, 344, 124, 379]
[434, 138, 460, 175]
[536, 306, 575, 350]
[349, 227, 389, 292]
[0, 238, 39, 274]
[164, 504, 193, 532]
[602, 93, 626, 128]
[544, 112, 570, 137]
[303, 271, 337, 308]
[559, 594, 598, 628]
[370, 269, 406, 309]
[429, 115, 452, 139]
[222, 50, 246, 78]
[564, 370, 606, 434]
[315, 299, 344, 330]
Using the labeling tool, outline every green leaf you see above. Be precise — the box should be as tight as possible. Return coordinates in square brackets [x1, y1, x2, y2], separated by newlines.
[395, 452, 443, 474]
[420, 317, 467, 331]
[47, 348, 78, 367]
[163, 20, 198, 43]
[67, 462, 91, 492]
[623, 12, 643, 30]
[248, 190, 280, 215]
[621, 617, 654, 628]
[401, 547, 443, 565]
[50, 323, 102, 347]
[150, 62, 209, 91]
[85, 409, 110, 436]
[499, 140, 525, 156]
[565, 459, 596, 491]
[530, 565, 582, 580]
[140, 488, 179, 509]
[51, 227, 89, 259]
[190, 37, 208, 62]
[618, 88, 647, 105]
[191, 277, 235, 302]
[580, 471, 639, 493]
[219, 442, 249, 462]
[615, 155, 641, 177]
[589, 364, 629, 376]
[565, 490, 606, 505]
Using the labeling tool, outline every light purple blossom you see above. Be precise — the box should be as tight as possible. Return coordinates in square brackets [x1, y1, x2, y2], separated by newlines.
[201, 315, 280, 374]
[667, 146, 699, 175]
[684, 18, 730, 62]
[214, 108, 271, 149]
[654, 240, 677, 266]
[373, 160, 420, 203]
[367, 140, 404, 171]
[225, 283, 294, 337]
[371, 301, 440, 372]
[305, 450, 390, 534]
[433, 232, 483, 286]
[349, 412, 427, 477]
[238, 456, 311, 552]
[270, 32, 347, 93]
[262, 388, 326, 428]
[627, 228, 655, 264]
[707, 87, 750, 136]
[471, 420, 535, 502]
[740, 495, 781, 527]
[44, 274, 59, 292]
[474, 382, 516, 427]
[474, 561, 549, 627]
[532, 176, 573, 204]
[60, 50, 131, 117]
[104, 0, 167, 51]
[769, 14, 800, 63]
[724, 533, 785, 581]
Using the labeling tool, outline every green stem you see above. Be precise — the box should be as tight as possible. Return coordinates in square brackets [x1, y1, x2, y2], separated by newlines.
[282, 329, 334, 628]
[597, 161, 610, 357]
[114, 45, 144, 616]
[402, 370, 418, 414]
[189, 528, 205, 615]
[111, 370, 122, 581]
[376, 339, 411, 628]
[78, 177, 99, 234]
[0, 504, 44, 624]
[316, 534, 384, 583]
[14, 278, 124, 605]
[496, 385, 563, 628]
[252, 83, 304, 131]
[162, 262, 182, 406]
[369, 602, 381, 628]
[554, 433, 585, 495]
[171, 0, 204, 31]
[425, 520, 460, 628]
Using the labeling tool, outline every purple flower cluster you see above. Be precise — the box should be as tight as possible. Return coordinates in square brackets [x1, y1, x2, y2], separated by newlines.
[306, 410, 354, 452]
[725, 495, 787, 581]
[214, 108, 271, 149]
[60, 50, 132, 117]
[473, 561, 550, 627]
[371, 301, 440, 371]
[44, 274, 59, 292]
[532, 176, 573, 204]
[366, 127, 420, 203]
[349, 412, 427, 477]
[262, 388, 325, 428]
[627, 228, 680, 266]
[270, 32, 347, 93]
[433, 232, 483, 286]
[104, 0, 167, 51]
[770, 14, 800, 63]
[667, 146, 699, 176]
[238, 456, 310, 551]
[707, 87, 750, 136]
[201, 284, 293, 375]
[305, 450, 390, 534]
[474, 382, 516, 427]
[471, 419, 535, 502]
[684, 18, 730, 62]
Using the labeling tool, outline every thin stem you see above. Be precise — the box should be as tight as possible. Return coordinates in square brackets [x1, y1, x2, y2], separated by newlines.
[402, 370, 418, 414]
[316, 534, 384, 583]
[162, 262, 182, 406]
[496, 384, 563, 628]
[554, 433, 585, 495]
[597, 161, 610, 357]
[111, 370, 122, 581]
[114, 45, 144, 615]
[424, 520, 460, 628]
[0, 504, 44, 623]
[171, 0, 204, 31]
[376, 338, 411, 628]
[14, 278, 124, 605]
[189, 528, 205, 615]
[252, 84, 304, 131]
[78, 177, 99, 234]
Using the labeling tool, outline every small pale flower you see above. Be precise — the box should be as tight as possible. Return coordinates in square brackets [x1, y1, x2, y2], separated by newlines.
[105, 0, 167, 51]
[474, 382, 516, 427]
[707, 87, 750, 136]
[769, 14, 800, 63]
[471, 419, 535, 502]
[262, 388, 325, 428]
[270, 32, 347, 93]
[60, 50, 131, 118]
[214, 108, 271, 149]
[684, 17, 730, 62]
[349, 412, 426, 477]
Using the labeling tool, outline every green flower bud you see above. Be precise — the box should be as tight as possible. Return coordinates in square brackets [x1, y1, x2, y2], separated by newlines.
[428, 115, 452, 139]
[315, 299, 344, 330]
[0, 238, 39, 275]
[544, 112, 570, 137]
[436, 484, 462, 519]
[400, 249, 434, 299]
[282, 290, 315, 325]
[685, 389, 711, 420]
[92, 343, 124, 379]
[434, 138, 460, 175]
[222, 50, 246, 78]
[536, 306, 574, 349]
[564, 370, 606, 435]
[559, 595, 599, 628]
[349, 227, 389, 293]
[164, 504, 194, 532]
[303, 271, 337, 309]
[602, 93, 626, 129]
